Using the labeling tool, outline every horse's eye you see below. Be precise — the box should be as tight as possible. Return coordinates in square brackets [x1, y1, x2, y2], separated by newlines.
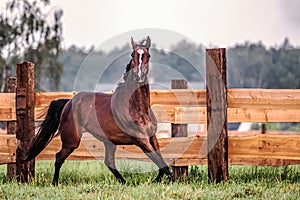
[131, 53, 134, 57]
[147, 54, 151, 58]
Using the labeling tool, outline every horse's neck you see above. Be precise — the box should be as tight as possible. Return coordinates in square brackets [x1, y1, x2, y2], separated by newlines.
[129, 83, 150, 112]
[122, 73, 149, 106]
[112, 75, 156, 133]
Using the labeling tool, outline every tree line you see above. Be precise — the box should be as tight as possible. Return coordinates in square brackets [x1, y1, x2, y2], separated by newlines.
[59, 38, 300, 91]
[228, 38, 300, 89]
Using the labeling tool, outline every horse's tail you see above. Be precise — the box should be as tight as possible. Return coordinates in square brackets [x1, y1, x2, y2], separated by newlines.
[25, 99, 70, 161]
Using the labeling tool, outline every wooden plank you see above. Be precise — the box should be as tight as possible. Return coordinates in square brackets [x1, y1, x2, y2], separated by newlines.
[1, 134, 300, 166]
[2, 103, 300, 123]
[0, 93, 15, 108]
[151, 105, 175, 123]
[0, 93, 16, 121]
[1, 89, 300, 122]
[174, 107, 300, 123]
[0, 134, 17, 164]
[34, 92, 76, 120]
[151, 88, 300, 109]
[227, 108, 300, 122]
[35, 92, 76, 106]
[150, 89, 206, 106]
[1, 89, 300, 109]
[0, 92, 75, 121]
[228, 88, 300, 109]
[229, 134, 300, 158]
[35, 136, 208, 164]
[30, 89, 300, 110]
[174, 107, 206, 124]
[33, 89, 207, 109]
[30, 133, 300, 167]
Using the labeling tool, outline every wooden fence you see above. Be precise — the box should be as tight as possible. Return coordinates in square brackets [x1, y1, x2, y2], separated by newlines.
[1, 88, 300, 163]
[1, 88, 300, 165]
[1, 48, 300, 183]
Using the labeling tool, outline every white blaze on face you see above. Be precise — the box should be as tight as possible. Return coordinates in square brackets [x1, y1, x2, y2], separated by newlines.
[137, 49, 144, 77]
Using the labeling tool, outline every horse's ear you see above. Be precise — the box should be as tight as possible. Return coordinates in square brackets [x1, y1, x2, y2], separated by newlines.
[145, 36, 151, 49]
[131, 37, 137, 49]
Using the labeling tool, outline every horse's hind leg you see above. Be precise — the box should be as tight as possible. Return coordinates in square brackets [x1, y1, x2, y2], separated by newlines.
[52, 146, 76, 185]
[52, 123, 81, 185]
[104, 142, 126, 184]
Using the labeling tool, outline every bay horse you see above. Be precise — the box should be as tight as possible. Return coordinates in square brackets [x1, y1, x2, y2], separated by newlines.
[25, 36, 174, 185]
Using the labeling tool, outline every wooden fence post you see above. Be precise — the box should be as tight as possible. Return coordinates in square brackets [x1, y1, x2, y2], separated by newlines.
[206, 48, 228, 183]
[171, 79, 188, 180]
[7, 77, 17, 181]
[261, 123, 266, 134]
[16, 62, 35, 183]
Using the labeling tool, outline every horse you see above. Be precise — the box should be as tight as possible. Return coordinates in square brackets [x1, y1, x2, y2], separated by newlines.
[25, 36, 174, 185]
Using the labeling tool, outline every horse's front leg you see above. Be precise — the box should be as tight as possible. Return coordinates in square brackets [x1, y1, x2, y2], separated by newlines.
[150, 135, 174, 183]
[136, 137, 174, 183]
[149, 135, 174, 183]
[104, 142, 126, 184]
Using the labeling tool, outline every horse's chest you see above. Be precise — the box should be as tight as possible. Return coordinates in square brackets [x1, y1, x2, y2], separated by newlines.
[131, 111, 149, 125]
[131, 112, 157, 135]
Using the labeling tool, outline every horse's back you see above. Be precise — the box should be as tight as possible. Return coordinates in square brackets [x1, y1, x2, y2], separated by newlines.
[71, 91, 113, 123]
[69, 91, 133, 144]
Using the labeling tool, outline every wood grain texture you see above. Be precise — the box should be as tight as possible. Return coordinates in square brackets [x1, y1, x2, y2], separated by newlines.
[16, 62, 35, 182]
[1, 89, 300, 122]
[7, 77, 17, 180]
[206, 48, 228, 182]
[1, 133, 299, 166]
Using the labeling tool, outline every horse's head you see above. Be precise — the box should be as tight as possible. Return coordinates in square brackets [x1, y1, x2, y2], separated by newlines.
[129, 36, 151, 84]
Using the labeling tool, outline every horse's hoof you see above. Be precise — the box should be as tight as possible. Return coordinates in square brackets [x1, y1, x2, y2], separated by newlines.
[52, 180, 58, 186]
[119, 178, 126, 184]
[152, 178, 161, 183]
[169, 175, 175, 183]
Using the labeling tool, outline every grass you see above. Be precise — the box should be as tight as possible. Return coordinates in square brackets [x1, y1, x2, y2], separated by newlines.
[0, 160, 299, 199]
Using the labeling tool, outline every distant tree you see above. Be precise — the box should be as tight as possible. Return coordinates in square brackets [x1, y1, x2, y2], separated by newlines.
[228, 38, 300, 89]
[0, 0, 63, 91]
[228, 42, 274, 88]
[60, 45, 95, 91]
[270, 38, 300, 88]
[169, 40, 205, 82]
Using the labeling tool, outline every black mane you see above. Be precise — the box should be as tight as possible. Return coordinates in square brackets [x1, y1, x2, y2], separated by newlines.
[126, 59, 132, 73]
[120, 59, 132, 82]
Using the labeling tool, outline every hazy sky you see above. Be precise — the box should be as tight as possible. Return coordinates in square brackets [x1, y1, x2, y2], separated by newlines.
[2, 0, 300, 49]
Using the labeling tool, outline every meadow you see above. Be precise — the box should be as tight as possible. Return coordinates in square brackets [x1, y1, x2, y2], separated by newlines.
[0, 160, 299, 199]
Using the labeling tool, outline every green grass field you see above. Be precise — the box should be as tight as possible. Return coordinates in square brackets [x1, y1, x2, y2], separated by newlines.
[0, 160, 299, 199]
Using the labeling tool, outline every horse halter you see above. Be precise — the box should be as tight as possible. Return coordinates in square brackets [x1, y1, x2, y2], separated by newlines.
[130, 36, 151, 85]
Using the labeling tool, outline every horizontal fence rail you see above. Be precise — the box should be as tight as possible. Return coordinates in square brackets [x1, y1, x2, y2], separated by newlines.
[1, 132, 300, 166]
[1, 89, 300, 122]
